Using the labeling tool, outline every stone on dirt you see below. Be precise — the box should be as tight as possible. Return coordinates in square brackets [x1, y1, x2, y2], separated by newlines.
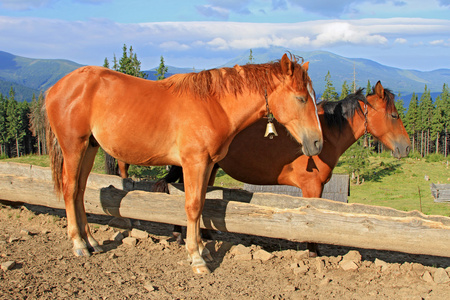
[433, 268, 450, 284]
[20, 229, 31, 235]
[421, 271, 434, 283]
[122, 237, 138, 246]
[108, 217, 132, 229]
[230, 244, 251, 256]
[343, 250, 362, 263]
[339, 260, 359, 271]
[253, 249, 274, 262]
[1, 260, 15, 271]
[130, 228, 148, 240]
[144, 284, 156, 292]
[112, 231, 124, 242]
[315, 258, 326, 273]
[374, 258, 390, 272]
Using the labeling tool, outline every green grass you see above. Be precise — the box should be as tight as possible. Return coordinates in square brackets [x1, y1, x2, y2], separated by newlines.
[2, 152, 449, 217]
[335, 156, 450, 217]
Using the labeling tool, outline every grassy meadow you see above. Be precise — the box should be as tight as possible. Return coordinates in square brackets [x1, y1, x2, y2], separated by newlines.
[1, 152, 449, 217]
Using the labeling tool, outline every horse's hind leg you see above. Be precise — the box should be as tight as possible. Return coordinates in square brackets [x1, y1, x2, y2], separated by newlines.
[61, 136, 100, 256]
[77, 136, 102, 253]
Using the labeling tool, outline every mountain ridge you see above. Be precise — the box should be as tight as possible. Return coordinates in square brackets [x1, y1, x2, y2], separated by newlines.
[1, 49, 449, 106]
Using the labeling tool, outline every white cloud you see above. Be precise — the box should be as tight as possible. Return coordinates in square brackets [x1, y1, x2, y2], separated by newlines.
[159, 41, 191, 51]
[394, 38, 407, 44]
[0, 0, 52, 10]
[1, 16, 450, 69]
[311, 21, 388, 47]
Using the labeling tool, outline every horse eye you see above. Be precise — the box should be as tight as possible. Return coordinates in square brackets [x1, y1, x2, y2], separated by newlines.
[296, 96, 306, 103]
[391, 113, 399, 119]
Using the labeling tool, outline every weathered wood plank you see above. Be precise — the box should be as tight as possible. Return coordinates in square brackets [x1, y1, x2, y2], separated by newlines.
[243, 174, 350, 203]
[1, 162, 450, 258]
[431, 183, 450, 202]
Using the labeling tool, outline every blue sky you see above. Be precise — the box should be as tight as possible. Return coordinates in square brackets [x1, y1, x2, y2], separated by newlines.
[1, 0, 450, 71]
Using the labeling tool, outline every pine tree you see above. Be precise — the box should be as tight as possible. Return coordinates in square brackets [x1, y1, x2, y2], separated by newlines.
[432, 95, 445, 154]
[6, 87, 24, 157]
[248, 49, 254, 64]
[0, 93, 7, 156]
[322, 71, 338, 101]
[404, 93, 419, 153]
[108, 44, 147, 78]
[418, 85, 434, 156]
[366, 80, 372, 96]
[437, 83, 450, 156]
[343, 139, 370, 185]
[155, 56, 168, 80]
[395, 93, 406, 120]
[112, 54, 118, 71]
[103, 57, 109, 69]
[339, 81, 350, 100]
[29, 92, 46, 155]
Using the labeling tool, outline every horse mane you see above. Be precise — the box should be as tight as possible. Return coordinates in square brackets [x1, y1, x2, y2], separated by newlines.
[318, 88, 368, 132]
[164, 55, 310, 100]
[368, 87, 396, 113]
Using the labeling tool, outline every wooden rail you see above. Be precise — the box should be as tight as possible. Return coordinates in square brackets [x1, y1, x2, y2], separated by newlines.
[1, 162, 449, 258]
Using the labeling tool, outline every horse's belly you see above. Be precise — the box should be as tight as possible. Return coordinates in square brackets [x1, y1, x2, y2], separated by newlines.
[93, 127, 180, 166]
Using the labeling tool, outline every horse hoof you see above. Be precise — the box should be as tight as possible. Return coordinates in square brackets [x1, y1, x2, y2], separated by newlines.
[203, 253, 213, 262]
[89, 245, 104, 254]
[192, 264, 211, 274]
[74, 248, 91, 257]
[173, 232, 184, 245]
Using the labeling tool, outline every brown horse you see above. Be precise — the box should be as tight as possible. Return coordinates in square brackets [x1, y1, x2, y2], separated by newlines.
[44, 54, 323, 274]
[154, 81, 411, 255]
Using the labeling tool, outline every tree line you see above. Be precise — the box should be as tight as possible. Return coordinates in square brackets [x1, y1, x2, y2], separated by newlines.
[1, 48, 449, 161]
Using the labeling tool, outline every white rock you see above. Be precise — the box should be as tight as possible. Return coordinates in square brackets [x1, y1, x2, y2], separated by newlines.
[253, 249, 274, 262]
[1, 261, 15, 271]
[339, 260, 358, 271]
[130, 228, 148, 240]
[433, 268, 450, 284]
[122, 237, 138, 246]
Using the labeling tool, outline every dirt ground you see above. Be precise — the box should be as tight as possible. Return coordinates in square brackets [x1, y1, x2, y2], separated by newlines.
[0, 202, 449, 300]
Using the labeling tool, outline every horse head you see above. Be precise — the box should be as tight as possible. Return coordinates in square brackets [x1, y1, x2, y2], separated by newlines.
[268, 54, 323, 157]
[366, 81, 411, 158]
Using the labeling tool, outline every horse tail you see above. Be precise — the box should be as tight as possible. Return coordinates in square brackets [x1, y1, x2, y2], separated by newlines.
[104, 152, 119, 176]
[44, 91, 64, 197]
[151, 165, 184, 193]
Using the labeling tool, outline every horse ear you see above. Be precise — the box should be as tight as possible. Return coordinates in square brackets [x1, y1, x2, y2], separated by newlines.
[280, 53, 293, 76]
[234, 64, 244, 75]
[302, 61, 309, 72]
[375, 81, 385, 98]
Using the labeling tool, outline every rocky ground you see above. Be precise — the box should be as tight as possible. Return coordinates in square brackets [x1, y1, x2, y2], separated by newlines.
[1, 202, 449, 299]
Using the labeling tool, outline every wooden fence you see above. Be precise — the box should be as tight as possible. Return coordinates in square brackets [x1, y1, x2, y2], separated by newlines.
[0, 162, 449, 258]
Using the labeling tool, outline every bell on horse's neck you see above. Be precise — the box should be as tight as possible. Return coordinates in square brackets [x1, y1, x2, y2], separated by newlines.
[363, 135, 369, 148]
[264, 121, 278, 139]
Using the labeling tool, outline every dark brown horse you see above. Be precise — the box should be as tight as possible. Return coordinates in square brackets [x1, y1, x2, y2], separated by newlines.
[45, 54, 323, 274]
[152, 81, 411, 255]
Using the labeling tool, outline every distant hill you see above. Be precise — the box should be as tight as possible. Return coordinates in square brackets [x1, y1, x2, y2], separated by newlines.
[1, 48, 449, 107]
[0, 78, 40, 102]
[0, 50, 83, 99]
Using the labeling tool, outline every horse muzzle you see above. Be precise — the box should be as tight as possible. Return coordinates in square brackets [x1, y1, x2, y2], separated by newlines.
[392, 139, 411, 159]
[301, 134, 323, 157]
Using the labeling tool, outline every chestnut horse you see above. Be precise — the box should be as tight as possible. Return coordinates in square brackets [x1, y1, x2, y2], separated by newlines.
[152, 81, 411, 255]
[44, 54, 323, 274]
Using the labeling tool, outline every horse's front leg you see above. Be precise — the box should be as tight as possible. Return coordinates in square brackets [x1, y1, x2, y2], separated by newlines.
[183, 162, 214, 274]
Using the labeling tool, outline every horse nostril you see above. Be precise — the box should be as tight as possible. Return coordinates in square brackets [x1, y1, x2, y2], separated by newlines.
[406, 146, 410, 155]
[314, 140, 322, 152]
